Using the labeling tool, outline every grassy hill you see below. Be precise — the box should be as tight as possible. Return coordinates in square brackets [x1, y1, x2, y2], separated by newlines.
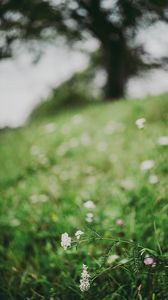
[0, 94, 168, 299]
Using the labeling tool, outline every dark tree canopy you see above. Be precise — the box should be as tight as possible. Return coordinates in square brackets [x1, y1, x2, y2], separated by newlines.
[0, 0, 168, 99]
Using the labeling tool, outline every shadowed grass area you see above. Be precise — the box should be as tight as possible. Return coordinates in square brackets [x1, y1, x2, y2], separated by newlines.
[0, 94, 168, 299]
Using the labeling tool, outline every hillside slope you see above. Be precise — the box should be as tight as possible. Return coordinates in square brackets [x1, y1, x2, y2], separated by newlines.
[0, 94, 168, 299]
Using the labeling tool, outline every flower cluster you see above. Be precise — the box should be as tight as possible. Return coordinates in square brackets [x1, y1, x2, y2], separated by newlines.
[80, 264, 90, 292]
[158, 136, 168, 146]
[61, 230, 84, 250]
[135, 118, 146, 129]
[84, 200, 95, 209]
[75, 230, 84, 240]
[61, 233, 71, 250]
[140, 160, 155, 171]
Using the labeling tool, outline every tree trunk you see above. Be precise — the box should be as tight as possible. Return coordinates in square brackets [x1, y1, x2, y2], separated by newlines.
[103, 39, 127, 101]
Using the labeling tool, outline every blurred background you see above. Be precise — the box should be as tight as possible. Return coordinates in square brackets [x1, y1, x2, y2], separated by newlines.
[0, 0, 168, 128]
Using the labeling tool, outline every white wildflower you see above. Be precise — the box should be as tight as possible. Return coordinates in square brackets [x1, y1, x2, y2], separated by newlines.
[135, 118, 146, 129]
[75, 230, 84, 240]
[61, 233, 71, 250]
[140, 160, 155, 171]
[149, 175, 159, 185]
[85, 212, 94, 223]
[158, 136, 168, 146]
[84, 200, 95, 209]
[80, 264, 90, 292]
[69, 138, 79, 148]
[61, 124, 70, 134]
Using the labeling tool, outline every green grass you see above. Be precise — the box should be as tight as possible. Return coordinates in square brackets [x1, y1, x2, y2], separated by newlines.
[0, 94, 168, 299]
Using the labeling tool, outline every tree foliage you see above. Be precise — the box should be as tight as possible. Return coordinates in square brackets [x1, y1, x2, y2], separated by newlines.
[0, 0, 168, 98]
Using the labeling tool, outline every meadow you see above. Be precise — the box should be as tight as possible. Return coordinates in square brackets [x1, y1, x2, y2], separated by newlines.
[0, 94, 168, 299]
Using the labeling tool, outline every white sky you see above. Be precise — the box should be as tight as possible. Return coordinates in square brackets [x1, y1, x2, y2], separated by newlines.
[0, 22, 168, 128]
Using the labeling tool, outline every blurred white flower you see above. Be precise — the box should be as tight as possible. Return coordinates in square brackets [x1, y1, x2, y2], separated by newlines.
[61, 233, 71, 250]
[135, 118, 146, 129]
[149, 175, 159, 185]
[80, 133, 91, 146]
[104, 122, 116, 135]
[86, 176, 96, 185]
[38, 153, 48, 165]
[43, 123, 56, 134]
[140, 160, 155, 171]
[69, 138, 79, 148]
[104, 121, 123, 134]
[107, 254, 119, 264]
[31, 145, 40, 156]
[10, 218, 20, 227]
[72, 114, 83, 125]
[30, 194, 49, 203]
[97, 142, 107, 152]
[80, 264, 90, 292]
[120, 179, 135, 190]
[75, 230, 84, 240]
[158, 136, 168, 146]
[57, 143, 68, 156]
[84, 200, 95, 209]
[85, 212, 94, 223]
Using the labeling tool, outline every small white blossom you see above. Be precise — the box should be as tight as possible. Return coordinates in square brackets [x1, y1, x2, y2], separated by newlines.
[158, 136, 168, 146]
[80, 264, 90, 292]
[84, 200, 95, 209]
[61, 233, 71, 250]
[135, 118, 146, 129]
[86, 212, 94, 223]
[75, 230, 84, 240]
[140, 160, 155, 171]
[149, 175, 159, 185]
